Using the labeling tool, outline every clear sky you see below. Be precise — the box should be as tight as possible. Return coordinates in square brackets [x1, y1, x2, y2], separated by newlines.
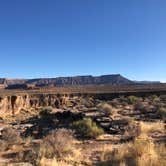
[0, 0, 166, 81]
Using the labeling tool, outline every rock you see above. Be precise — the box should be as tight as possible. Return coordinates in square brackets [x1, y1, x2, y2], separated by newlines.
[0, 123, 10, 136]
[0, 94, 70, 115]
[108, 127, 119, 134]
[96, 117, 112, 123]
[99, 122, 111, 129]
[111, 119, 129, 126]
[0, 117, 4, 123]
[145, 113, 159, 119]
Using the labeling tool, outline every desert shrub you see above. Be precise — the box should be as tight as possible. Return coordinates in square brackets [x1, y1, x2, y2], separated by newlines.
[39, 128, 75, 159]
[81, 98, 94, 108]
[118, 96, 129, 106]
[160, 95, 166, 102]
[17, 129, 80, 165]
[73, 118, 104, 139]
[154, 102, 165, 110]
[0, 140, 8, 151]
[133, 102, 149, 113]
[24, 135, 34, 146]
[125, 120, 141, 139]
[156, 107, 166, 119]
[98, 103, 113, 116]
[108, 99, 120, 108]
[14, 145, 41, 164]
[0, 127, 21, 150]
[128, 96, 142, 105]
[1, 127, 21, 143]
[39, 107, 52, 119]
[148, 95, 160, 102]
[134, 102, 144, 110]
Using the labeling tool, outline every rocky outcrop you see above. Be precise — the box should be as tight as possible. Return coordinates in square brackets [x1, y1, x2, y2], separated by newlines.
[0, 94, 71, 115]
[0, 95, 30, 115]
[1, 88, 166, 116]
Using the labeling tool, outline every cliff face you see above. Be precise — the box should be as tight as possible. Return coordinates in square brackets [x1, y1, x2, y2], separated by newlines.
[0, 95, 30, 115]
[0, 94, 70, 115]
[1, 86, 166, 115]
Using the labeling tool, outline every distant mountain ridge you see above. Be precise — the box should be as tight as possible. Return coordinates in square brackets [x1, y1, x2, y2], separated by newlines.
[0, 74, 133, 89]
[134, 81, 161, 84]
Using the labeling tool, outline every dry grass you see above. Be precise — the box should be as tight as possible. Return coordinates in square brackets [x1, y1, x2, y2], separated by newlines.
[99, 137, 166, 166]
[39, 158, 73, 166]
[99, 120, 166, 166]
[139, 121, 165, 136]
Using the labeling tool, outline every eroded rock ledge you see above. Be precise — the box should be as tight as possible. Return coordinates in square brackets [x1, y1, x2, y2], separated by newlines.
[1, 88, 166, 116]
[0, 94, 71, 115]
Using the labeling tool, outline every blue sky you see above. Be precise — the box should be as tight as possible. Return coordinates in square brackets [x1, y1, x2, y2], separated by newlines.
[0, 0, 166, 81]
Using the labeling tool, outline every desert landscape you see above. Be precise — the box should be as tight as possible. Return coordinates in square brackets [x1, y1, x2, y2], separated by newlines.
[0, 77, 166, 166]
[0, 0, 166, 166]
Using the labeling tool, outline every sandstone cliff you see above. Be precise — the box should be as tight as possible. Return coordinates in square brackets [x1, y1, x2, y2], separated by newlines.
[0, 94, 69, 115]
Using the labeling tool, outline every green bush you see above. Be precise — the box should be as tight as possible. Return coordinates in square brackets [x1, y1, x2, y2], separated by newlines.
[73, 118, 104, 139]
[39, 107, 52, 119]
[160, 95, 166, 102]
[157, 108, 166, 119]
[128, 96, 142, 105]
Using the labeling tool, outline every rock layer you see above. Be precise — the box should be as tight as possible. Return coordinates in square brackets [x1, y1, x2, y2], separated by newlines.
[1, 88, 166, 115]
[0, 94, 70, 115]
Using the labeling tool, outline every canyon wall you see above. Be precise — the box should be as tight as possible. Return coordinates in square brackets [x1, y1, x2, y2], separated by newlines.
[0, 94, 70, 115]
[1, 90, 166, 116]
